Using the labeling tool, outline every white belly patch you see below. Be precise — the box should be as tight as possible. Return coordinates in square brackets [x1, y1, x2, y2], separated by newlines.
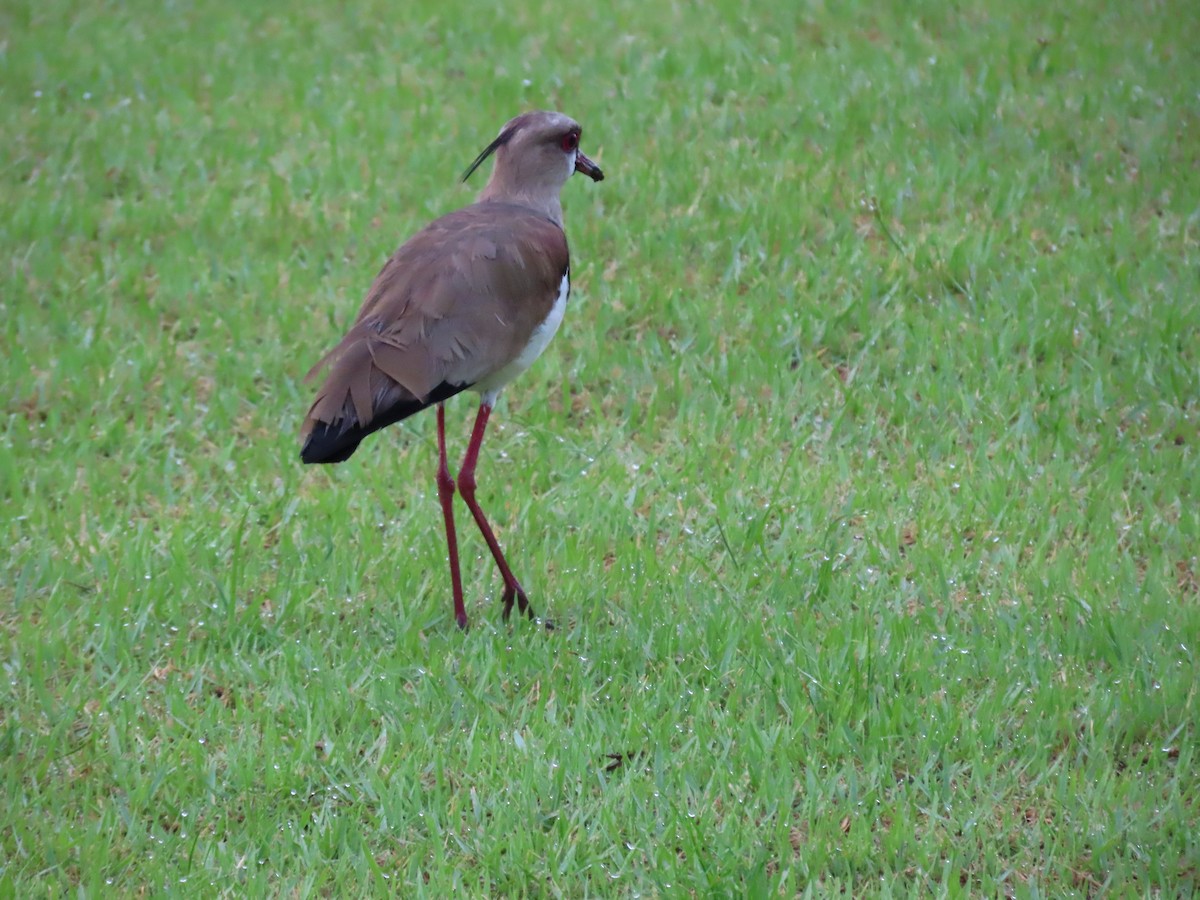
[474, 271, 570, 404]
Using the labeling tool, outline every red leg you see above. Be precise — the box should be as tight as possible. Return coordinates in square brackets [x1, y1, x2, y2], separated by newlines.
[456, 401, 533, 621]
[435, 404, 469, 630]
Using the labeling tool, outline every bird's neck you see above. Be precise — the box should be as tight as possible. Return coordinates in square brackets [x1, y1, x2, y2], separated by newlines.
[478, 180, 565, 229]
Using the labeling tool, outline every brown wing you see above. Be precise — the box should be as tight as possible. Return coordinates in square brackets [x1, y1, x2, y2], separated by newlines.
[300, 202, 569, 463]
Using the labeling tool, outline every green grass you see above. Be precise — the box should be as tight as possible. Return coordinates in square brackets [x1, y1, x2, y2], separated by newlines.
[3, 0, 1198, 894]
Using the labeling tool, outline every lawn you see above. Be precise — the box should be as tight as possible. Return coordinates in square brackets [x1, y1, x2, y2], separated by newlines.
[2, 0, 1198, 895]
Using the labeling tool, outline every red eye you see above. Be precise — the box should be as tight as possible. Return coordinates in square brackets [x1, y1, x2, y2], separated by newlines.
[560, 131, 579, 152]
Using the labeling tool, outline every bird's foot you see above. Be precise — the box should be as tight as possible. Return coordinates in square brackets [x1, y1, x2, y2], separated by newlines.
[500, 583, 536, 623]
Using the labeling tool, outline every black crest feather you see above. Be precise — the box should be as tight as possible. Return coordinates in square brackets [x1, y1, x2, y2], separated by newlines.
[461, 116, 528, 182]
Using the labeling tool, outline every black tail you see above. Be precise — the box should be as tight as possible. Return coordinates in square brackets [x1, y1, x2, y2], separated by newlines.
[300, 381, 470, 464]
[300, 420, 372, 464]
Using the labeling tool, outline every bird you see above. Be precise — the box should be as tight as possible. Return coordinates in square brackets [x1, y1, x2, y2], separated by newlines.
[299, 110, 604, 630]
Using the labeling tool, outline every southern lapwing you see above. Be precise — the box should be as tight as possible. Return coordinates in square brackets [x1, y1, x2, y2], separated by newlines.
[300, 110, 603, 630]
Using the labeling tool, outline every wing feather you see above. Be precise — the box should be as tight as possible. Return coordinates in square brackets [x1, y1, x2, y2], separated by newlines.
[300, 202, 570, 457]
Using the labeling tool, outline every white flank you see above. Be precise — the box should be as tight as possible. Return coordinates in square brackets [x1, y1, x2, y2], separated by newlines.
[476, 272, 570, 406]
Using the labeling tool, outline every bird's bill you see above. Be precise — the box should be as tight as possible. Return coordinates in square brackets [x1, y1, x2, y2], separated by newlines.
[574, 151, 604, 182]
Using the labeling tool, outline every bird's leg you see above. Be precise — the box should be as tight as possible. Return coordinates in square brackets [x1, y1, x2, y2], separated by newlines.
[436, 403, 469, 630]
[456, 401, 533, 621]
